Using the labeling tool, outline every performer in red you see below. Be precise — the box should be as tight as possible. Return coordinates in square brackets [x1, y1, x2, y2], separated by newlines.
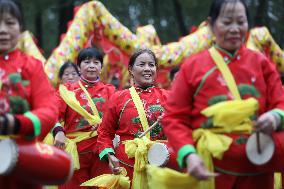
[0, 0, 58, 188]
[53, 47, 116, 188]
[162, 0, 284, 188]
[97, 49, 168, 180]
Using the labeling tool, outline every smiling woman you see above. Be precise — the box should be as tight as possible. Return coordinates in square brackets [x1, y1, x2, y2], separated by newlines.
[51, 47, 116, 188]
[96, 48, 169, 186]
[128, 48, 157, 89]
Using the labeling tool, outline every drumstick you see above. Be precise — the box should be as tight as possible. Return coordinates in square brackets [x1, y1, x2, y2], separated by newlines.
[138, 116, 163, 138]
[256, 131, 262, 154]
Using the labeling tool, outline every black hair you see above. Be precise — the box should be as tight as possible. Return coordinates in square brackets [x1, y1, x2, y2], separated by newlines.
[209, 0, 250, 27]
[0, 0, 23, 31]
[77, 47, 104, 68]
[128, 48, 157, 70]
[58, 61, 80, 79]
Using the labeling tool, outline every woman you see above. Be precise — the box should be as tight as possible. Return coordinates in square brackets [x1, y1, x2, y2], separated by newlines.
[97, 49, 168, 182]
[58, 61, 80, 84]
[0, 0, 58, 188]
[53, 47, 116, 188]
[162, 0, 284, 188]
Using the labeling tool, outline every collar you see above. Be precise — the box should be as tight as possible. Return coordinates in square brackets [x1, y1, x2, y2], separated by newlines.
[133, 84, 155, 93]
[214, 44, 245, 63]
[0, 48, 19, 61]
[80, 76, 100, 88]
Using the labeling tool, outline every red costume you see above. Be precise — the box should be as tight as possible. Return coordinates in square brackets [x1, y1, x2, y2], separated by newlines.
[97, 86, 168, 180]
[162, 46, 284, 189]
[0, 49, 59, 189]
[57, 79, 115, 189]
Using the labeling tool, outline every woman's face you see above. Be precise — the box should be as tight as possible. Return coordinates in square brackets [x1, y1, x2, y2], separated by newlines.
[129, 52, 157, 88]
[0, 12, 21, 53]
[79, 57, 102, 81]
[61, 66, 79, 84]
[211, 1, 248, 52]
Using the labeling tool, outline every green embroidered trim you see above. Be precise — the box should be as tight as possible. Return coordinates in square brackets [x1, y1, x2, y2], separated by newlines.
[92, 97, 105, 104]
[214, 44, 238, 58]
[149, 104, 164, 113]
[134, 129, 143, 138]
[149, 122, 164, 139]
[99, 148, 115, 160]
[98, 111, 103, 118]
[118, 98, 133, 124]
[215, 166, 264, 176]
[194, 66, 217, 97]
[238, 84, 260, 97]
[76, 118, 88, 129]
[177, 144, 196, 168]
[235, 135, 248, 145]
[9, 96, 30, 114]
[271, 109, 284, 130]
[9, 73, 30, 86]
[208, 95, 228, 106]
[9, 73, 22, 84]
[24, 111, 41, 137]
[132, 117, 141, 124]
[200, 118, 214, 129]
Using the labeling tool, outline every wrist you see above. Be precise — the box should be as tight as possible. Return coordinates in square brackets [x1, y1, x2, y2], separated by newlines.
[107, 152, 115, 158]
[185, 152, 197, 167]
[52, 126, 65, 137]
[270, 112, 281, 131]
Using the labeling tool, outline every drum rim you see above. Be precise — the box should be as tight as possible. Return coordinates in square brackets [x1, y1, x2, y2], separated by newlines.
[148, 142, 170, 167]
[0, 139, 18, 175]
[245, 132, 275, 165]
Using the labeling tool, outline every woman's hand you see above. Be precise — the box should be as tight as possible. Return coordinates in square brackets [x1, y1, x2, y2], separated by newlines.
[107, 154, 121, 175]
[254, 112, 280, 135]
[186, 153, 218, 180]
[54, 131, 66, 149]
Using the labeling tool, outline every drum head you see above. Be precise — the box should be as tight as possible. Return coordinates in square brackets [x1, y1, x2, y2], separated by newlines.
[148, 143, 169, 167]
[246, 132, 275, 165]
[0, 139, 18, 175]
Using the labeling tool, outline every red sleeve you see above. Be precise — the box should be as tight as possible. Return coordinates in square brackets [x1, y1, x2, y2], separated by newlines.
[15, 57, 58, 140]
[261, 55, 284, 111]
[161, 61, 195, 153]
[97, 91, 120, 155]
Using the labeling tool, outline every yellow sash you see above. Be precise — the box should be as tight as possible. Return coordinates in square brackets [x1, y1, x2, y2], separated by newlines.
[59, 81, 101, 125]
[120, 87, 153, 189]
[124, 137, 155, 189]
[81, 167, 130, 189]
[208, 47, 241, 100]
[129, 86, 150, 139]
